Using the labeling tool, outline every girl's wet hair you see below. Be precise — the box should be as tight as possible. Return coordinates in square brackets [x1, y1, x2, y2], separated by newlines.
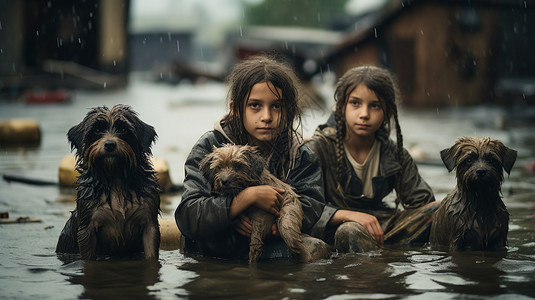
[222, 54, 302, 178]
[333, 65, 404, 206]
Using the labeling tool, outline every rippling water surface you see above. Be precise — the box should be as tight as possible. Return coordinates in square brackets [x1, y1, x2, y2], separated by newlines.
[1, 78, 534, 299]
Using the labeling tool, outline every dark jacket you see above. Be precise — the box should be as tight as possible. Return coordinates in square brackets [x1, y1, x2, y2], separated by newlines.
[175, 119, 327, 259]
[305, 124, 435, 239]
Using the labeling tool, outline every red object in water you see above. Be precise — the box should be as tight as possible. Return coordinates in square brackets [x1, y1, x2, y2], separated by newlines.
[25, 89, 70, 104]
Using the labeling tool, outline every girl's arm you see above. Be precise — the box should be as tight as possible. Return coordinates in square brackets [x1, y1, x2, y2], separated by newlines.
[175, 133, 234, 239]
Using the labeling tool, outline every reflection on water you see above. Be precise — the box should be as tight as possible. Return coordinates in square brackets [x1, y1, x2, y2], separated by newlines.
[66, 259, 160, 299]
[0, 78, 534, 299]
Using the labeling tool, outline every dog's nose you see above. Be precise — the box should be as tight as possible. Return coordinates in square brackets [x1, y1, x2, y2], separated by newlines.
[104, 140, 116, 152]
[220, 178, 230, 186]
[476, 168, 487, 177]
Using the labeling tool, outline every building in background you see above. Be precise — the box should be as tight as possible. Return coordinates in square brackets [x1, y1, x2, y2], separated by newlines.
[0, 0, 130, 92]
[318, 0, 534, 107]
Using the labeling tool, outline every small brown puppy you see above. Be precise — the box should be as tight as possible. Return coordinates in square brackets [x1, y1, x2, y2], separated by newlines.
[430, 136, 517, 251]
[200, 144, 312, 263]
[56, 105, 160, 260]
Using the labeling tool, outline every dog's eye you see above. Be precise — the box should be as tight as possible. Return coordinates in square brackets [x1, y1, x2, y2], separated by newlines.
[93, 122, 107, 134]
[487, 157, 499, 165]
[94, 127, 105, 134]
[465, 157, 473, 164]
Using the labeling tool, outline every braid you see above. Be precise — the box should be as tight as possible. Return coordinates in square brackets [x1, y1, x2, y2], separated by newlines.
[334, 107, 346, 183]
[392, 109, 404, 210]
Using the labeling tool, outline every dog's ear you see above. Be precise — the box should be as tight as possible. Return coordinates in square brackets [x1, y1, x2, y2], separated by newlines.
[67, 121, 84, 154]
[138, 121, 157, 155]
[245, 148, 265, 176]
[502, 146, 517, 175]
[199, 147, 217, 175]
[440, 145, 457, 172]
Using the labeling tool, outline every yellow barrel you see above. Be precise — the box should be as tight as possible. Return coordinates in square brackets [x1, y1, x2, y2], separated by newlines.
[159, 217, 181, 250]
[152, 157, 173, 192]
[0, 119, 41, 145]
[57, 154, 173, 191]
[58, 154, 79, 187]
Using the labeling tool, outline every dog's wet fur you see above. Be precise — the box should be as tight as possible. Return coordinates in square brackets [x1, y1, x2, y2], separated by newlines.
[201, 144, 313, 263]
[430, 136, 517, 251]
[56, 104, 160, 260]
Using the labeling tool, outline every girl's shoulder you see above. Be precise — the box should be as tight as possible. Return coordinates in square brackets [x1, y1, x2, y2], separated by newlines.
[308, 124, 337, 147]
[193, 130, 230, 150]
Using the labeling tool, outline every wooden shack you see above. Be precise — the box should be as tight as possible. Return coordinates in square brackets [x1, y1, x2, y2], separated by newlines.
[321, 0, 534, 107]
[0, 0, 130, 91]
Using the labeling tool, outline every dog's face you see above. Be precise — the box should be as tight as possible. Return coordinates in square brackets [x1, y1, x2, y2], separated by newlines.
[67, 104, 157, 172]
[440, 137, 517, 192]
[200, 144, 265, 195]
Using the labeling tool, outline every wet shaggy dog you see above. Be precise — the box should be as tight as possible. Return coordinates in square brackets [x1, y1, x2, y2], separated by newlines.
[430, 136, 517, 251]
[55, 104, 160, 260]
[200, 144, 312, 263]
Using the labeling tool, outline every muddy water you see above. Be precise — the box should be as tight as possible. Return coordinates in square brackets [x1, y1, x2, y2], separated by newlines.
[1, 78, 534, 299]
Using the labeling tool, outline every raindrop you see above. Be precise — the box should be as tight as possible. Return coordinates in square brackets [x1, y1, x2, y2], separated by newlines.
[0, 49, 3, 54]
[113, 60, 116, 66]
[168, 32, 171, 41]
[103, 82, 107, 88]
[47, 1, 51, 8]
[36, 30, 39, 36]
[12, 63, 16, 72]
[420, 29, 424, 35]
[90, 12, 93, 18]
[317, 12, 321, 22]
[78, 38, 81, 44]
[374, 28, 377, 38]
[200, 47, 204, 57]
[0, 21, 2, 30]
[239, 26, 243, 37]
[176, 40, 180, 53]
[159, 37, 163, 44]
[142, 38, 146, 45]
[473, 60, 477, 66]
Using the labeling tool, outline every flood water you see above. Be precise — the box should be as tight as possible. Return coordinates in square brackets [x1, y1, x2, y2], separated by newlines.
[1, 76, 534, 299]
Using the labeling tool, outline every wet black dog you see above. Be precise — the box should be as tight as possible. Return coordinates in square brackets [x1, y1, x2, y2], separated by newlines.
[430, 136, 517, 251]
[56, 104, 160, 260]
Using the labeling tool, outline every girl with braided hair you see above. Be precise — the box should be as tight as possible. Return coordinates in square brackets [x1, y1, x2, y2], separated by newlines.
[307, 65, 439, 252]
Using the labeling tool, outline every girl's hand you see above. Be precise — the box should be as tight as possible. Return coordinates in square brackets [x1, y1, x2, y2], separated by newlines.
[234, 215, 252, 237]
[234, 215, 279, 237]
[230, 185, 283, 218]
[331, 210, 384, 244]
[245, 185, 284, 216]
